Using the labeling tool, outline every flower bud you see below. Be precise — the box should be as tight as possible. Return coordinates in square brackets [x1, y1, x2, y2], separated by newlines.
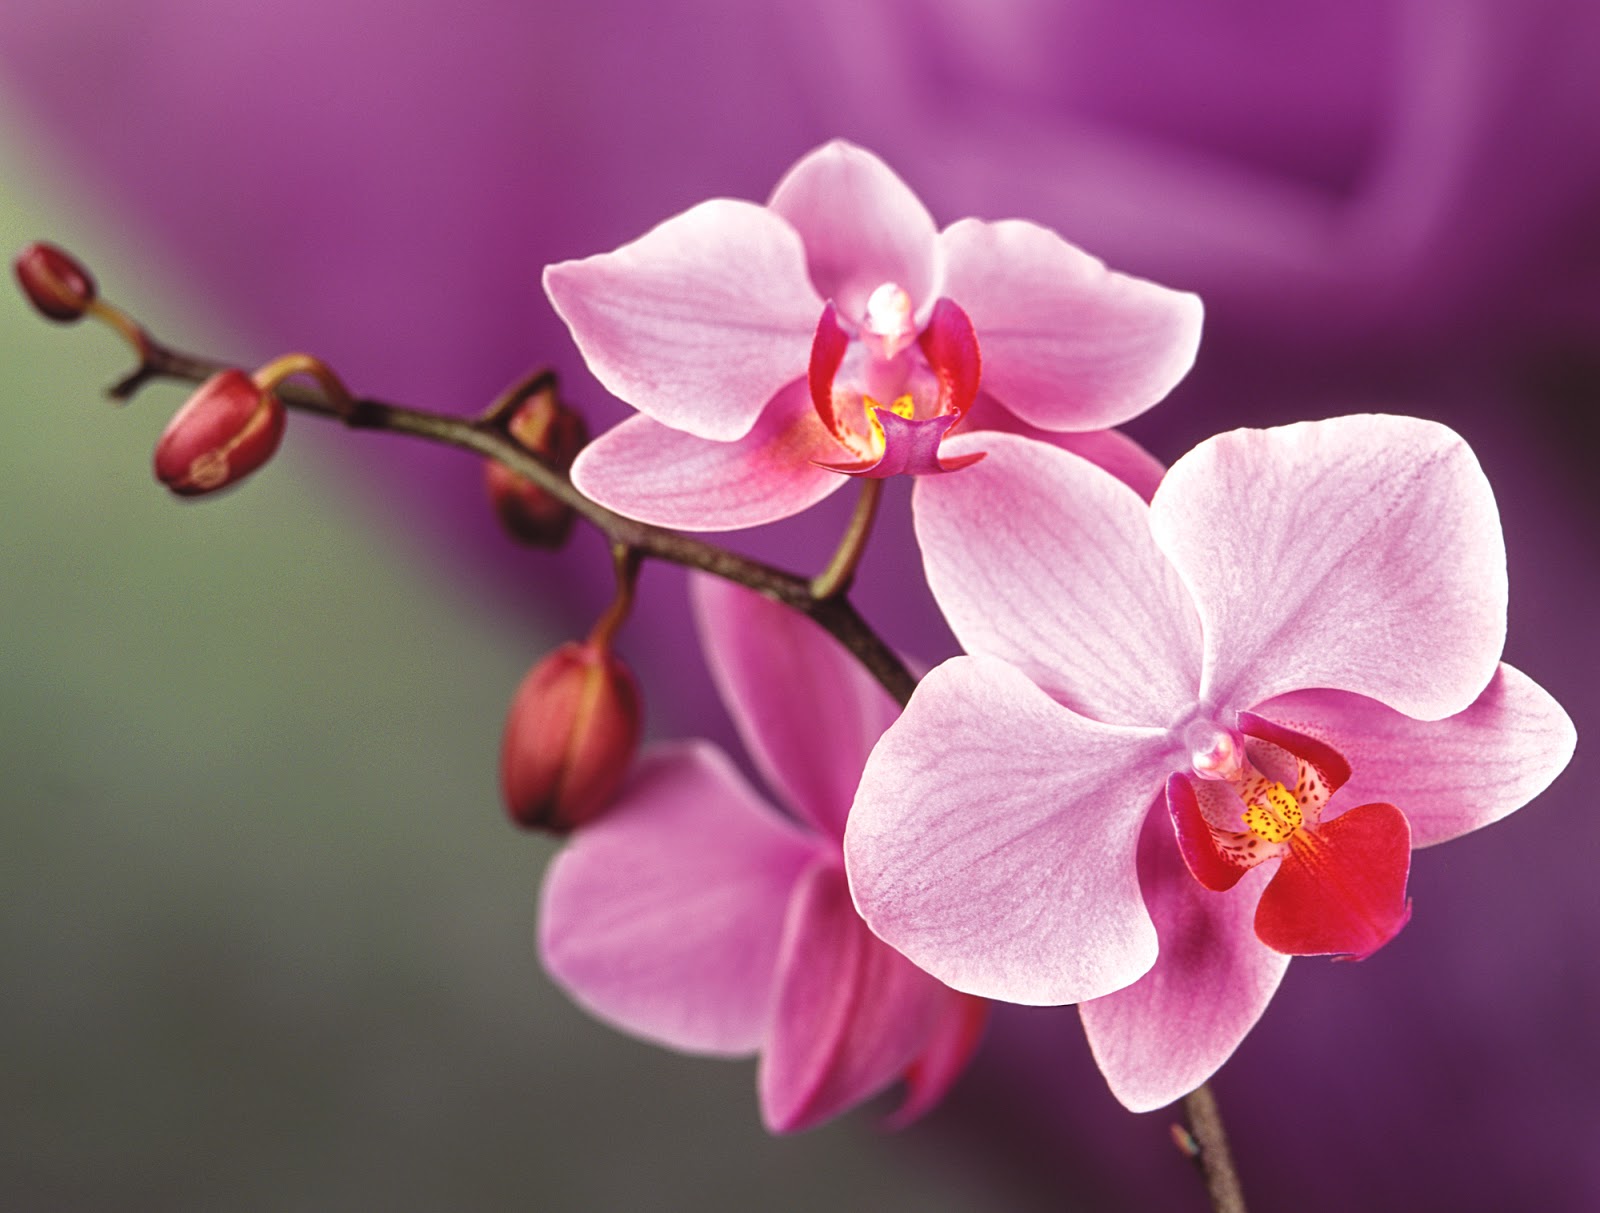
[485, 386, 588, 548]
[501, 641, 643, 832]
[14, 242, 98, 322]
[153, 369, 287, 496]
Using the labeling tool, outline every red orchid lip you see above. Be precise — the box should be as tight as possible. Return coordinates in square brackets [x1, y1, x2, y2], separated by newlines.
[1169, 715, 1414, 959]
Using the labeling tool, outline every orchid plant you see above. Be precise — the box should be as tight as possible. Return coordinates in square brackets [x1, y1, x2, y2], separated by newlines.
[13, 140, 1574, 1213]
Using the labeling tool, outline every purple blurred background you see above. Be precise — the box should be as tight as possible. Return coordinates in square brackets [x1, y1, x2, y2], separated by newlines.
[2, 1, 1595, 1208]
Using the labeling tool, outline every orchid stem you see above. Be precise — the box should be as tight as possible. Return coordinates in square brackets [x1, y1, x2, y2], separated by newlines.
[71, 304, 919, 709]
[588, 544, 642, 651]
[1180, 1084, 1248, 1213]
[254, 352, 358, 419]
[811, 477, 883, 600]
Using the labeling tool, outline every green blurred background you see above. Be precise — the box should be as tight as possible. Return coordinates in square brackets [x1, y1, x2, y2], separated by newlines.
[0, 115, 1004, 1210]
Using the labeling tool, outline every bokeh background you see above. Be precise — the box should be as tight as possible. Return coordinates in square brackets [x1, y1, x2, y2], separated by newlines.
[2, 2, 1596, 1209]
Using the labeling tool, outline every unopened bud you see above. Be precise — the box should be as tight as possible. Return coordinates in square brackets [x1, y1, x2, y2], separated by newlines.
[501, 641, 643, 832]
[14, 242, 98, 322]
[485, 386, 588, 548]
[153, 369, 287, 496]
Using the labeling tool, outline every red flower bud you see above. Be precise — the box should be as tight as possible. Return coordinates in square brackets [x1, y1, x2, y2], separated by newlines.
[153, 370, 287, 496]
[485, 386, 588, 548]
[501, 641, 643, 833]
[14, 242, 98, 322]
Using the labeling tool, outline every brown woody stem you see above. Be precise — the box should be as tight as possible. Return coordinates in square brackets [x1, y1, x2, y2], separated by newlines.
[94, 319, 919, 709]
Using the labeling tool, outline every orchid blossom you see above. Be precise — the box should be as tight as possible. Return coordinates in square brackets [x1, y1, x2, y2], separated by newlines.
[539, 576, 986, 1132]
[543, 140, 1201, 529]
[844, 419, 1574, 1111]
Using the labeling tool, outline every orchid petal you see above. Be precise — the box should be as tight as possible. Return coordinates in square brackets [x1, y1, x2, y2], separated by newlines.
[913, 432, 1201, 727]
[1151, 415, 1508, 721]
[886, 994, 989, 1130]
[937, 218, 1202, 431]
[538, 742, 820, 1055]
[767, 140, 939, 322]
[1253, 664, 1575, 848]
[543, 199, 819, 441]
[845, 655, 1170, 1005]
[1081, 808, 1287, 1113]
[570, 380, 844, 531]
[957, 393, 1167, 501]
[691, 575, 899, 841]
[759, 859, 949, 1133]
[1254, 802, 1413, 958]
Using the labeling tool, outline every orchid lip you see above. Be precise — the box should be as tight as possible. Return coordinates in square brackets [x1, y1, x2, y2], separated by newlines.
[806, 295, 983, 478]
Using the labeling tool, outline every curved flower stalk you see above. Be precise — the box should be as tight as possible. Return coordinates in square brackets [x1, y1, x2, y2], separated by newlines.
[539, 576, 986, 1132]
[844, 418, 1574, 1111]
[544, 140, 1201, 529]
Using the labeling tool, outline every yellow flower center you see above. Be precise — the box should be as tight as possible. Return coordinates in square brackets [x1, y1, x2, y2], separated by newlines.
[1243, 782, 1303, 844]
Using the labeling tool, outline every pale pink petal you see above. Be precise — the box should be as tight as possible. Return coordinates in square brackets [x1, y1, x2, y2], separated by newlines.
[957, 392, 1166, 501]
[913, 432, 1201, 727]
[1080, 807, 1288, 1113]
[759, 858, 951, 1134]
[691, 575, 900, 841]
[844, 655, 1171, 1005]
[1253, 664, 1575, 848]
[569, 380, 844, 531]
[1151, 415, 1508, 721]
[767, 140, 939, 323]
[538, 742, 821, 1055]
[543, 199, 820, 441]
[937, 218, 1203, 431]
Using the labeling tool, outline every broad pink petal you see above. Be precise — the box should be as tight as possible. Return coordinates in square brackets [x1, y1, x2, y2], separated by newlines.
[937, 218, 1203, 431]
[759, 859, 950, 1133]
[1081, 807, 1288, 1113]
[844, 655, 1171, 1005]
[570, 380, 844, 531]
[957, 393, 1167, 501]
[913, 432, 1201, 727]
[886, 994, 989, 1130]
[767, 140, 939, 323]
[691, 574, 899, 841]
[543, 198, 820, 441]
[1253, 664, 1575, 848]
[538, 742, 821, 1055]
[1151, 415, 1508, 721]
[1254, 802, 1413, 959]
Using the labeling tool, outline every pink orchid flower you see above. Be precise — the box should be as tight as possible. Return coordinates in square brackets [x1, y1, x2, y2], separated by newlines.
[543, 140, 1202, 530]
[844, 418, 1575, 1111]
[539, 576, 987, 1132]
